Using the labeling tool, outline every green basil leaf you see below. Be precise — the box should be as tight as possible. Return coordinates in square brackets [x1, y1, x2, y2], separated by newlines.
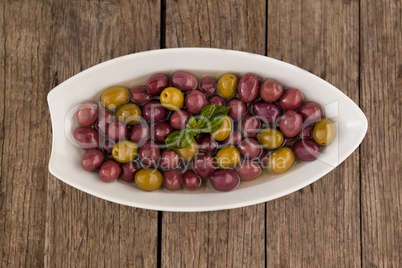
[165, 130, 196, 150]
[186, 116, 198, 129]
[165, 130, 184, 150]
[201, 115, 227, 133]
[200, 104, 231, 120]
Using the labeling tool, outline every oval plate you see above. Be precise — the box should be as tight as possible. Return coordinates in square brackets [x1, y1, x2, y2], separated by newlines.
[48, 48, 367, 212]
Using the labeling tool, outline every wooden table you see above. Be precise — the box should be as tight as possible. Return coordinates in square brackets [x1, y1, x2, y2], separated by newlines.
[1, 0, 400, 267]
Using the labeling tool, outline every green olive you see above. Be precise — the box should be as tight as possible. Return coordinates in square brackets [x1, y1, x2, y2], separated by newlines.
[100, 87, 129, 110]
[175, 140, 199, 161]
[259, 128, 284, 150]
[160, 87, 184, 111]
[135, 168, 163, 191]
[268, 147, 295, 173]
[217, 74, 238, 99]
[313, 118, 335, 146]
[211, 116, 232, 141]
[112, 140, 138, 163]
[216, 145, 241, 168]
[116, 103, 142, 125]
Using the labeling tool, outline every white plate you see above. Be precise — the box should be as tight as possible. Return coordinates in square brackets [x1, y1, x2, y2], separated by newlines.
[48, 48, 367, 212]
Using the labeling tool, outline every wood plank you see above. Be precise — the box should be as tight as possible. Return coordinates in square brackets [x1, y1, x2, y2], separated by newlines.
[360, 0, 402, 266]
[44, 1, 160, 267]
[163, 1, 266, 267]
[266, 0, 361, 267]
[0, 0, 52, 267]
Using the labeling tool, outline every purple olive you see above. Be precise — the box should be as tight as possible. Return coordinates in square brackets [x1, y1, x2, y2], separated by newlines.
[199, 136, 218, 154]
[142, 100, 167, 123]
[120, 162, 140, 182]
[170, 109, 191, 130]
[146, 73, 169, 95]
[160, 150, 180, 169]
[81, 149, 104, 171]
[298, 102, 322, 124]
[223, 130, 242, 146]
[185, 90, 209, 114]
[198, 76, 217, 96]
[130, 122, 150, 144]
[176, 160, 188, 174]
[153, 121, 173, 143]
[99, 160, 121, 182]
[237, 73, 259, 103]
[299, 125, 313, 139]
[227, 98, 247, 121]
[210, 169, 240, 191]
[100, 138, 115, 155]
[279, 89, 302, 111]
[130, 85, 152, 105]
[279, 111, 303, 138]
[238, 138, 262, 159]
[241, 114, 261, 137]
[260, 79, 283, 102]
[171, 71, 198, 92]
[253, 101, 281, 124]
[73, 127, 99, 149]
[293, 140, 320, 161]
[139, 140, 160, 166]
[107, 121, 129, 141]
[193, 153, 215, 178]
[182, 170, 202, 190]
[209, 96, 225, 106]
[76, 101, 99, 126]
[235, 160, 262, 181]
[96, 109, 115, 136]
[163, 169, 182, 191]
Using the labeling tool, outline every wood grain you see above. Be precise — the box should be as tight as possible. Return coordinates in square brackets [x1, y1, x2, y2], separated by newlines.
[266, 0, 361, 267]
[0, 0, 52, 267]
[360, 0, 402, 266]
[163, 1, 266, 267]
[44, 1, 160, 267]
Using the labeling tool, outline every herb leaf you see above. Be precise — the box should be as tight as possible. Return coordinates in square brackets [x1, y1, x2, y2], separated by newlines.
[200, 104, 231, 120]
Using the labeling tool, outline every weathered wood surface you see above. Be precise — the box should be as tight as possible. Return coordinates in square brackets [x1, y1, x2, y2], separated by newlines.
[0, 0, 400, 267]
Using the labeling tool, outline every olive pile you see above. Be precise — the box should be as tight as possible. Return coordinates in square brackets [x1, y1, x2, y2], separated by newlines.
[73, 71, 336, 192]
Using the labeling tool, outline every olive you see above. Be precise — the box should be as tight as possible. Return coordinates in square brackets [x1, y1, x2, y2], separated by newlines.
[298, 102, 322, 124]
[216, 145, 241, 168]
[235, 160, 262, 181]
[112, 140, 138, 163]
[107, 121, 129, 141]
[135, 168, 163, 191]
[282, 138, 297, 147]
[211, 116, 232, 141]
[139, 140, 160, 166]
[238, 138, 262, 159]
[116, 103, 142, 125]
[185, 90, 209, 114]
[129, 86, 152, 106]
[260, 79, 283, 102]
[258, 128, 284, 150]
[73, 127, 99, 149]
[258, 150, 270, 169]
[146, 73, 169, 95]
[100, 138, 114, 155]
[142, 100, 167, 123]
[100, 87, 129, 110]
[279, 110, 303, 138]
[217, 73, 238, 99]
[130, 122, 150, 144]
[210, 169, 239, 191]
[171, 71, 198, 92]
[163, 169, 182, 191]
[198, 76, 217, 96]
[81, 149, 104, 171]
[160, 87, 184, 111]
[170, 109, 191, 130]
[175, 140, 199, 161]
[199, 136, 218, 154]
[253, 101, 281, 124]
[193, 153, 215, 178]
[160, 150, 180, 169]
[153, 121, 173, 143]
[223, 130, 242, 146]
[241, 114, 261, 137]
[208, 95, 225, 106]
[99, 160, 121, 182]
[120, 162, 140, 182]
[313, 118, 335, 146]
[237, 73, 259, 103]
[293, 140, 320, 161]
[227, 98, 247, 121]
[76, 101, 99, 126]
[279, 89, 302, 111]
[182, 170, 202, 190]
[299, 125, 313, 139]
[96, 109, 115, 136]
[268, 147, 295, 173]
